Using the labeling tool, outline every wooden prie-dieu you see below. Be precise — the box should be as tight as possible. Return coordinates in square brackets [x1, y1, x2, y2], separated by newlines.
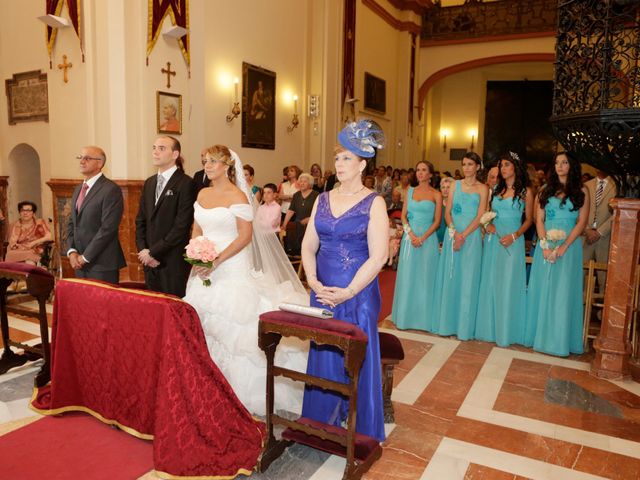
[258, 310, 382, 480]
[0, 262, 54, 387]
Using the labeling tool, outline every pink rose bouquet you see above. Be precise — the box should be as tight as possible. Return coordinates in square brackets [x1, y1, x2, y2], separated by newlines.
[183, 236, 219, 286]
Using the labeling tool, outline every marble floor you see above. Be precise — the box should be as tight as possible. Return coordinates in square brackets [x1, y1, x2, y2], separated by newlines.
[1, 299, 639, 479]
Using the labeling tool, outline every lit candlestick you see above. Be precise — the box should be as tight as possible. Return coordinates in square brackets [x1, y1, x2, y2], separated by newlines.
[233, 77, 239, 102]
[293, 95, 298, 114]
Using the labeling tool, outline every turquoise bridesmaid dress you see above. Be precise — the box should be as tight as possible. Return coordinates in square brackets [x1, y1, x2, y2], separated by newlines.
[475, 195, 527, 346]
[436, 205, 447, 243]
[524, 197, 583, 356]
[392, 187, 440, 331]
[433, 181, 482, 340]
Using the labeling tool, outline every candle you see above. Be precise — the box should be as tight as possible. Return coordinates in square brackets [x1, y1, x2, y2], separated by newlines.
[293, 94, 298, 114]
[233, 77, 239, 102]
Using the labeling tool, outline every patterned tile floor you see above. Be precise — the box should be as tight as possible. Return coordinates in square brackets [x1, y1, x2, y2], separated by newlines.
[1, 299, 639, 479]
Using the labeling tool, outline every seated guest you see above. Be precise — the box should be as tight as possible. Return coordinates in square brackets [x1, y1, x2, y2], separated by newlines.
[387, 189, 403, 213]
[282, 173, 319, 255]
[393, 171, 410, 203]
[255, 183, 281, 234]
[6, 201, 53, 264]
[364, 175, 375, 189]
[374, 165, 392, 205]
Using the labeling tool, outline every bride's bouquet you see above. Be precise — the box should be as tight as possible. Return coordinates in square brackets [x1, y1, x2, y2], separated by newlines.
[539, 229, 566, 264]
[184, 236, 219, 286]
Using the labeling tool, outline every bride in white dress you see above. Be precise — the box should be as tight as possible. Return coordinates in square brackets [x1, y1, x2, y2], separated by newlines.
[183, 145, 308, 416]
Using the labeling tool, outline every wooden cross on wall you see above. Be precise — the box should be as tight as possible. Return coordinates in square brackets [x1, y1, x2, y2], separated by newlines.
[58, 55, 73, 83]
[161, 62, 176, 88]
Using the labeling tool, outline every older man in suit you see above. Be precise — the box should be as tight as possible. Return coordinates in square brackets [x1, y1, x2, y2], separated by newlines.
[66, 146, 126, 283]
[136, 136, 196, 297]
[193, 148, 211, 194]
[583, 170, 617, 293]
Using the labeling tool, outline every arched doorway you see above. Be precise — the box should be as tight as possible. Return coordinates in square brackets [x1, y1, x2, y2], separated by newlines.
[8, 143, 43, 223]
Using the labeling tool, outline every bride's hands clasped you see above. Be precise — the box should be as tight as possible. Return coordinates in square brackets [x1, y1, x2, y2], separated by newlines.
[192, 265, 213, 280]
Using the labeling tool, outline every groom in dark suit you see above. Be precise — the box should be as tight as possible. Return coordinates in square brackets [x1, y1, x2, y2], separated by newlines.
[136, 136, 196, 297]
[66, 146, 126, 283]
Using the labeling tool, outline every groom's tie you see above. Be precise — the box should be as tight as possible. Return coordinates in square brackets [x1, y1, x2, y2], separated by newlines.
[155, 175, 165, 204]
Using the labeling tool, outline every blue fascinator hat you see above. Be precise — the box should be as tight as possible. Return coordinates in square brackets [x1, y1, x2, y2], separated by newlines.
[338, 120, 386, 158]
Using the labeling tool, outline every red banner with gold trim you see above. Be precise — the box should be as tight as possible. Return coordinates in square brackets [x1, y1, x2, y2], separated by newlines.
[146, 0, 190, 69]
[45, 0, 83, 68]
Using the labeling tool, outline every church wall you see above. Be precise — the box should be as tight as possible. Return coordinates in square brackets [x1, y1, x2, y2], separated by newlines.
[355, 0, 421, 169]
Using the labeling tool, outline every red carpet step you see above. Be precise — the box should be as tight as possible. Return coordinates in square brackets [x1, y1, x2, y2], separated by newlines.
[0, 413, 153, 480]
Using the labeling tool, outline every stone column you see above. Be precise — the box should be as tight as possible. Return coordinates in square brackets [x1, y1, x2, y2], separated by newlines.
[592, 198, 640, 380]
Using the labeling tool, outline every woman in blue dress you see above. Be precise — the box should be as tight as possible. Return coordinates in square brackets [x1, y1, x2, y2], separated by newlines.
[433, 152, 489, 340]
[392, 161, 442, 331]
[525, 152, 589, 356]
[475, 152, 533, 346]
[301, 120, 389, 441]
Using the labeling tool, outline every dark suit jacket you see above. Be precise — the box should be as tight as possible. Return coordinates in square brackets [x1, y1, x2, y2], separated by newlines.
[67, 175, 126, 273]
[193, 168, 211, 193]
[135, 168, 196, 297]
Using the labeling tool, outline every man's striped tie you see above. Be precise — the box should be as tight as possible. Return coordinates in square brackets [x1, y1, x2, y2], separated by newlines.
[595, 179, 604, 208]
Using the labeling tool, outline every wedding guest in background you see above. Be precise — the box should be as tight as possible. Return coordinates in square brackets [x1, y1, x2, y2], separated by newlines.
[454, 169, 463, 180]
[437, 176, 455, 243]
[374, 165, 392, 206]
[255, 183, 281, 234]
[364, 175, 375, 189]
[387, 189, 403, 213]
[193, 148, 211, 193]
[525, 152, 589, 356]
[475, 152, 533, 346]
[323, 169, 337, 192]
[279, 165, 301, 220]
[301, 119, 388, 442]
[243, 164, 262, 203]
[486, 165, 499, 190]
[281, 173, 319, 255]
[583, 169, 616, 294]
[391, 168, 401, 188]
[433, 152, 488, 340]
[6, 201, 52, 264]
[394, 171, 411, 203]
[392, 161, 442, 331]
[310, 163, 325, 192]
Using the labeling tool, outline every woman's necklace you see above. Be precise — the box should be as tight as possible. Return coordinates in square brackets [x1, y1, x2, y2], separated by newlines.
[338, 185, 365, 196]
[300, 190, 312, 207]
[463, 178, 477, 187]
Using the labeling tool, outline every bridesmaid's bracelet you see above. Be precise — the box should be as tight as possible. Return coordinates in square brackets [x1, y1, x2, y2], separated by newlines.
[511, 233, 517, 242]
[403, 223, 412, 234]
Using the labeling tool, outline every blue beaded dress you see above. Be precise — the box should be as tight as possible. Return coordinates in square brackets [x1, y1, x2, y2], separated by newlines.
[301, 192, 385, 441]
[475, 195, 527, 346]
[392, 187, 440, 331]
[524, 197, 583, 356]
[433, 181, 482, 340]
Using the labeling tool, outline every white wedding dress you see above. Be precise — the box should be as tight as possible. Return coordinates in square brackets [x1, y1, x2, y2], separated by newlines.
[183, 202, 309, 416]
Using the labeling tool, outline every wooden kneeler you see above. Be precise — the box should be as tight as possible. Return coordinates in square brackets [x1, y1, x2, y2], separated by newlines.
[0, 262, 55, 387]
[258, 310, 382, 480]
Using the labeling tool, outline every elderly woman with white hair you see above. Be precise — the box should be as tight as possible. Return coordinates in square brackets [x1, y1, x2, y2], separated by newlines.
[281, 172, 319, 255]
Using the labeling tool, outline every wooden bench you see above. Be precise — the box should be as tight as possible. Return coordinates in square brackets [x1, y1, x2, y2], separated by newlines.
[258, 310, 382, 480]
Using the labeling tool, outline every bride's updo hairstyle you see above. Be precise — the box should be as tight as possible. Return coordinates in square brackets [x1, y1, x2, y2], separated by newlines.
[205, 144, 236, 183]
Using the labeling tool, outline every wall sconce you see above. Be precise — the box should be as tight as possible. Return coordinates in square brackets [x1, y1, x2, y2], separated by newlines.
[226, 77, 241, 123]
[441, 128, 450, 152]
[287, 95, 299, 132]
[468, 128, 478, 150]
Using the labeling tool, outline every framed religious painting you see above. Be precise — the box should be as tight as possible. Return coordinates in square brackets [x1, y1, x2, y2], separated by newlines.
[242, 62, 276, 150]
[157, 91, 182, 135]
[5, 70, 49, 125]
[364, 72, 386, 115]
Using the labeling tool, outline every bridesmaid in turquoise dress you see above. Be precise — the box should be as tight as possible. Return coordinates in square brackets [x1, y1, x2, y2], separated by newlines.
[436, 177, 454, 243]
[433, 152, 489, 340]
[475, 152, 533, 346]
[525, 152, 589, 356]
[392, 161, 442, 331]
